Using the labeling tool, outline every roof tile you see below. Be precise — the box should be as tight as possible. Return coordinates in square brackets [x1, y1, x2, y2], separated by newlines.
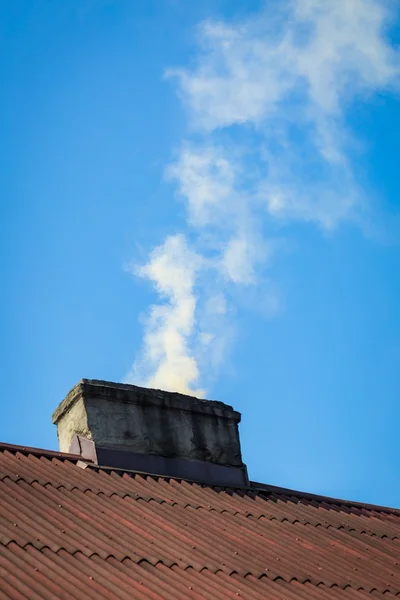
[0, 444, 399, 599]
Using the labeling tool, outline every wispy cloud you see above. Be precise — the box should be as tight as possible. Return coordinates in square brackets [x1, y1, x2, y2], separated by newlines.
[128, 0, 399, 395]
[171, 0, 398, 130]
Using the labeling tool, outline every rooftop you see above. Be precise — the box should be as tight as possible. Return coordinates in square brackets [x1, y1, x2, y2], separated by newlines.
[0, 440, 399, 599]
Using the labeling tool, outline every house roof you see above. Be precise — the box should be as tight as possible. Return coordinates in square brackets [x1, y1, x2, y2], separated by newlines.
[0, 441, 399, 599]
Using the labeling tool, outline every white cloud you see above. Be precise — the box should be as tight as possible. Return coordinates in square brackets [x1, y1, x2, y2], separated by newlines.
[167, 19, 289, 130]
[166, 145, 236, 227]
[169, 0, 398, 229]
[171, 0, 398, 131]
[131, 0, 399, 395]
[167, 144, 271, 282]
[257, 143, 365, 229]
[222, 236, 259, 285]
[293, 0, 398, 113]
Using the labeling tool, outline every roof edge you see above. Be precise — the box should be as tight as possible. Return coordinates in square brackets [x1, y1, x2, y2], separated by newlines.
[250, 480, 400, 515]
[0, 441, 90, 462]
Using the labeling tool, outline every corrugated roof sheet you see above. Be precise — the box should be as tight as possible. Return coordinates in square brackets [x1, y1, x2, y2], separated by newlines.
[0, 442, 399, 599]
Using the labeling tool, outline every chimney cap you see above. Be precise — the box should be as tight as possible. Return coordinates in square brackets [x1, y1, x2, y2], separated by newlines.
[52, 378, 240, 425]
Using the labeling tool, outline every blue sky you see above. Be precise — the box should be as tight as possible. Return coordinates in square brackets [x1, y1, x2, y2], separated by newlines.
[1, 0, 400, 507]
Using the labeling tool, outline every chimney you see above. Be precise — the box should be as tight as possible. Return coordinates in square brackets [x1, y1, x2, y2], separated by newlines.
[52, 379, 248, 486]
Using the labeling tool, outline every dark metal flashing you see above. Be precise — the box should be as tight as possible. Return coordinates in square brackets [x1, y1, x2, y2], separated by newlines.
[69, 434, 249, 487]
[81, 462, 251, 489]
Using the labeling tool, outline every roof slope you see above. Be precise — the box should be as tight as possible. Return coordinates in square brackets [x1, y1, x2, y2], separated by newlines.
[0, 443, 399, 599]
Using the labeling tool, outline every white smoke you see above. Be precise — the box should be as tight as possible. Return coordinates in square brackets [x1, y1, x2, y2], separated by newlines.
[126, 234, 205, 396]
[128, 0, 399, 395]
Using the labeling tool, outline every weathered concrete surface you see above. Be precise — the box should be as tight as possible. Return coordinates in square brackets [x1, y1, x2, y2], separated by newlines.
[53, 379, 244, 467]
[55, 397, 90, 453]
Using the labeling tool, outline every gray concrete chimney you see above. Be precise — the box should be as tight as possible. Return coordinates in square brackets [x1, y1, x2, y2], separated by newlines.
[52, 379, 248, 486]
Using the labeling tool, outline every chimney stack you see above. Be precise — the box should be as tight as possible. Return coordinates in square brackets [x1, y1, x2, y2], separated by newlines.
[52, 379, 248, 486]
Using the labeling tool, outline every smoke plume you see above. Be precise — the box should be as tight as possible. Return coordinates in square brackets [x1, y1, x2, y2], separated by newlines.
[127, 0, 399, 395]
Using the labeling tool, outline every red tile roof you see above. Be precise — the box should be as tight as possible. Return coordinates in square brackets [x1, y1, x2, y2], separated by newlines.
[0, 442, 399, 599]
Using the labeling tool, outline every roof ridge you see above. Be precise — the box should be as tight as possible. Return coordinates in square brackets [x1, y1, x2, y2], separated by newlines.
[1, 441, 399, 514]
